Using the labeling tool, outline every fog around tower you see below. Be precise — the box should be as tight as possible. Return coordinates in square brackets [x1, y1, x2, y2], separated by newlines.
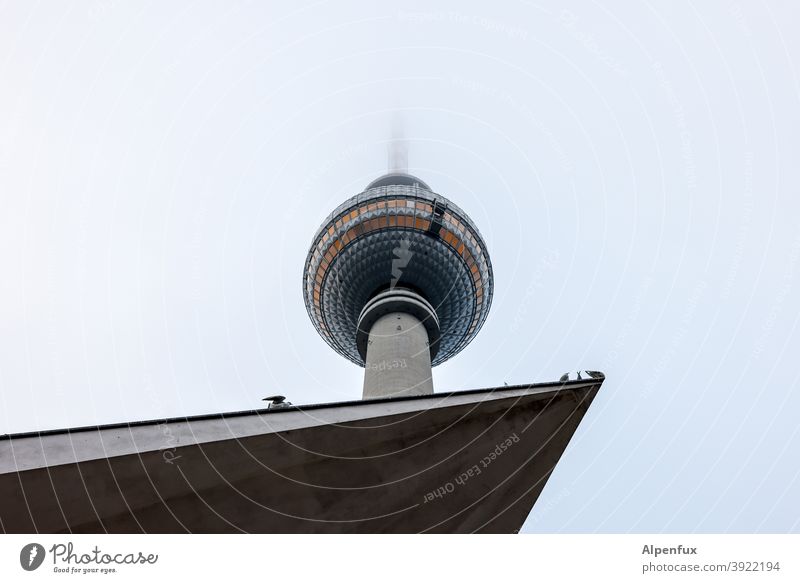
[389, 113, 409, 174]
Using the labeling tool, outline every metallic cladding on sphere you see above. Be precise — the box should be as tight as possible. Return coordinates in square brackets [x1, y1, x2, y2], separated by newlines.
[302, 173, 493, 367]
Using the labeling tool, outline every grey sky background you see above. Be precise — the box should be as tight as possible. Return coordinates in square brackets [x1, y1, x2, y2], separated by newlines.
[1, 1, 798, 533]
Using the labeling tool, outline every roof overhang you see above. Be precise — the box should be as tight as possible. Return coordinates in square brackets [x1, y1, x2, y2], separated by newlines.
[0, 378, 603, 533]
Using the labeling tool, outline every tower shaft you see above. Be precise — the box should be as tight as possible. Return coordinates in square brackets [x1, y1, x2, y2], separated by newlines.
[357, 288, 440, 399]
[362, 311, 433, 399]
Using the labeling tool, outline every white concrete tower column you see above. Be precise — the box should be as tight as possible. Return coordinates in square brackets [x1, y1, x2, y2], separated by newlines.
[357, 289, 440, 399]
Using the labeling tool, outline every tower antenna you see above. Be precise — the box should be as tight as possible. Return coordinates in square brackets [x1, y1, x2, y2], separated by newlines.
[388, 113, 408, 173]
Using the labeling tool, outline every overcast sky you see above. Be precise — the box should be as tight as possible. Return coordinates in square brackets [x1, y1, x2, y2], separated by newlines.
[1, 1, 798, 533]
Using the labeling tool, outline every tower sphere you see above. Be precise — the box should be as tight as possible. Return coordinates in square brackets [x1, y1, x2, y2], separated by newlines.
[302, 172, 493, 367]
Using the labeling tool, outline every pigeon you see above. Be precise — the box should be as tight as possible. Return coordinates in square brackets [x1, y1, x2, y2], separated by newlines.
[559, 373, 570, 382]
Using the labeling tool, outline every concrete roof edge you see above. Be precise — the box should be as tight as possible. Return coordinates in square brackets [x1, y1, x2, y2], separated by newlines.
[0, 378, 603, 442]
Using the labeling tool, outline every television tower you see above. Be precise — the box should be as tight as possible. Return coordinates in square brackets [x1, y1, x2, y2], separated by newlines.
[302, 143, 493, 398]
